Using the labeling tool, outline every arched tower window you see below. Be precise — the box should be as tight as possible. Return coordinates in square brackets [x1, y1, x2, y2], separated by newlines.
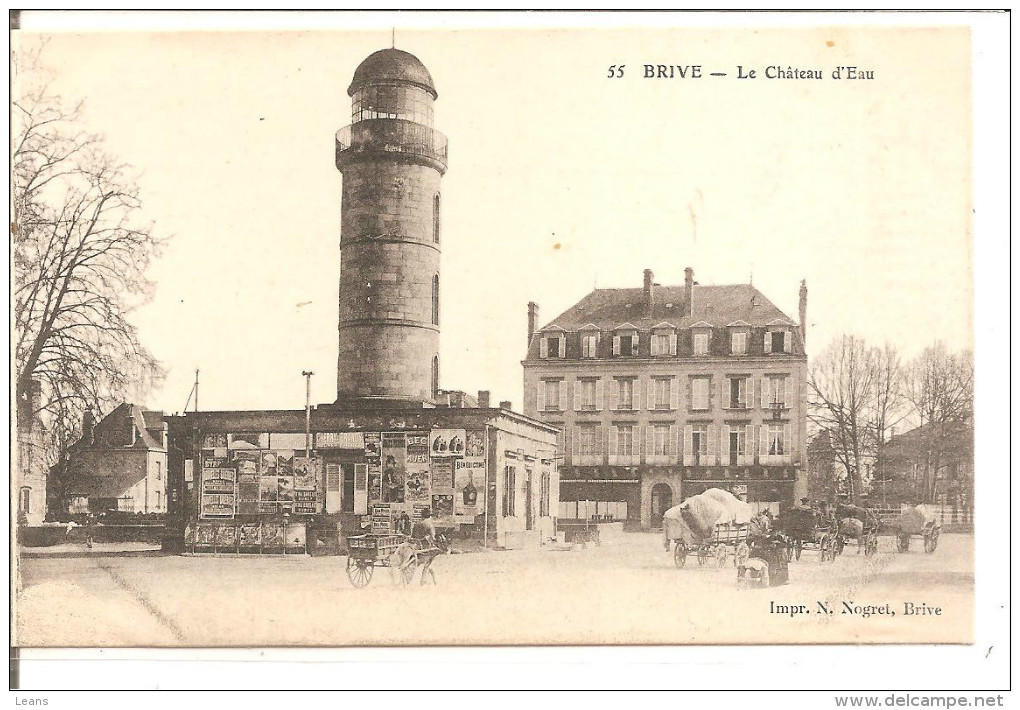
[433, 193, 441, 244]
[19, 487, 31, 515]
[432, 274, 440, 326]
[432, 356, 440, 398]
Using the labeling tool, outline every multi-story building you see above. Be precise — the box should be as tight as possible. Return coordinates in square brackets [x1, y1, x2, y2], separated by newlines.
[523, 268, 808, 529]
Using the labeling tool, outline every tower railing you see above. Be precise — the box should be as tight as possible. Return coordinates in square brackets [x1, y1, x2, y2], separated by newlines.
[336, 119, 448, 169]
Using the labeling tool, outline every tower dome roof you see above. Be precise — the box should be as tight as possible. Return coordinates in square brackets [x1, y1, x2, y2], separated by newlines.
[348, 48, 437, 98]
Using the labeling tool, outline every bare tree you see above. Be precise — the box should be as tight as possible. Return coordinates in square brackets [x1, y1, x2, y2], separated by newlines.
[808, 335, 877, 504]
[903, 343, 973, 503]
[12, 49, 166, 507]
[868, 343, 908, 502]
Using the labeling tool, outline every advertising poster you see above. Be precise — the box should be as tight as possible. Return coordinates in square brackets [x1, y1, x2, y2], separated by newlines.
[233, 450, 260, 476]
[381, 432, 406, 503]
[405, 432, 430, 503]
[430, 429, 466, 456]
[238, 524, 260, 546]
[202, 433, 227, 449]
[277, 475, 294, 501]
[262, 523, 284, 547]
[364, 432, 381, 462]
[259, 476, 279, 501]
[432, 494, 454, 518]
[465, 429, 485, 458]
[276, 452, 294, 475]
[430, 457, 455, 490]
[368, 464, 382, 504]
[260, 450, 278, 475]
[196, 524, 216, 545]
[229, 432, 262, 450]
[405, 466, 431, 504]
[454, 458, 485, 516]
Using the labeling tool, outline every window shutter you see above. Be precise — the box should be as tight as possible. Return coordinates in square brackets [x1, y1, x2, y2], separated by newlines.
[721, 424, 730, 463]
[744, 424, 754, 458]
[610, 379, 620, 411]
[683, 425, 693, 466]
[753, 376, 760, 409]
[686, 377, 693, 410]
[706, 425, 717, 465]
[540, 337, 548, 358]
[612, 336, 621, 356]
[669, 378, 678, 410]
[759, 425, 768, 463]
[558, 381, 567, 411]
[668, 425, 677, 457]
[783, 331, 792, 353]
[779, 377, 787, 407]
[650, 335, 659, 356]
[571, 429, 580, 461]
[721, 377, 729, 411]
[599, 426, 607, 457]
[669, 332, 678, 356]
[595, 378, 605, 410]
[762, 377, 771, 408]
[608, 426, 618, 457]
[710, 376, 717, 411]
[632, 427, 640, 462]
[536, 381, 545, 412]
[635, 379, 643, 411]
[574, 380, 582, 411]
[764, 331, 772, 354]
[644, 425, 652, 460]
[783, 426, 791, 459]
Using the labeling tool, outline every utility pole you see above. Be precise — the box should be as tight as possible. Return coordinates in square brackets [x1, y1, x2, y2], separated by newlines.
[302, 371, 314, 458]
[194, 369, 199, 412]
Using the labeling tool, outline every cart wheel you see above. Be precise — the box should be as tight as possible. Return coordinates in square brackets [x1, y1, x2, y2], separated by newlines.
[897, 534, 909, 553]
[674, 543, 688, 568]
[398, 553, 418, 586]
[795, 539, 803, 561]
[929, 527, 940, 553]
[346, 558, 374, 588]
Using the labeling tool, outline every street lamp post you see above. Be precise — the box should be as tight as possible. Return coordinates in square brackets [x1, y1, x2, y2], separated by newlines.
[302, 371, 314, 459]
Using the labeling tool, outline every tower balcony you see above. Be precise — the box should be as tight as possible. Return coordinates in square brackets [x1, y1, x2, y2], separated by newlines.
[336, 118, 448, 174]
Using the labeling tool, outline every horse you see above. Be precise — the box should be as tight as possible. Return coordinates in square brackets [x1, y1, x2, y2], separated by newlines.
[838, 517, 865, 554]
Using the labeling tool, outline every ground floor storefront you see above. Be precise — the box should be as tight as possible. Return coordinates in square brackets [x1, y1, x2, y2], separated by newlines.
[557, 466, 803, 529]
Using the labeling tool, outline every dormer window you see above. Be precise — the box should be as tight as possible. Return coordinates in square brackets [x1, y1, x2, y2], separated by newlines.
[540, 332, 566, 359]
[765, 327, 792, 354]
[612, 326, 639, 357]
[731, 331, 747, 355]
[693, 331, 710, 356]
[579, 328, 599, 361]
[650, 324, 677, 357]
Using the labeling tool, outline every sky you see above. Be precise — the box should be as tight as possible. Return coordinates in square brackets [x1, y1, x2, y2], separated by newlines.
[14, 18, 975, 416]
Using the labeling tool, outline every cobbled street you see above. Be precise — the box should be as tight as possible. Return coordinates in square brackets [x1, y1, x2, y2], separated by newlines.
[16, 532, 973, 647]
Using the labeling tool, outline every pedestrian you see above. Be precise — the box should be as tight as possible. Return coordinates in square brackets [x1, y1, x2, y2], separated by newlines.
[64, 519, 76, 542]
[84, 514, 94, 549]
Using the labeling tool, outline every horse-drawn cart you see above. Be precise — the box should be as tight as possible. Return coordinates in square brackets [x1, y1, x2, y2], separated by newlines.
[663, 488, 753, 568]
[345, 533, 443, 587]
[778, 507, 839, 562]
[893, 505, 941, 554]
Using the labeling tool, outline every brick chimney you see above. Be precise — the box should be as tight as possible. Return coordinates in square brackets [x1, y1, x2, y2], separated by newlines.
[82, 406, 96, 446]
[477, 390, 491, 408]
[499, 400, 512, 410]
[527, 302, 539, 349]
[643, 269, 655, 315]
[799, 279, 808, 349]
[684, 267, 694, 317]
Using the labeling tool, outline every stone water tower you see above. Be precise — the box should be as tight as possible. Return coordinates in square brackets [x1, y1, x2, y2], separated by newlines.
[335, 48, 447, 404]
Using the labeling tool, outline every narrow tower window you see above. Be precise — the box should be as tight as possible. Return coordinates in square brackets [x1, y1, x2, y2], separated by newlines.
[433, 193, 441, 244]
[432, 356, 440, 398]
[432, 274, 440, 326]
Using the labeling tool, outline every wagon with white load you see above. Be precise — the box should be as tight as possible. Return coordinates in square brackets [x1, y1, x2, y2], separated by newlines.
[893, 505, 941, 553]
[662, 488, 754, 568]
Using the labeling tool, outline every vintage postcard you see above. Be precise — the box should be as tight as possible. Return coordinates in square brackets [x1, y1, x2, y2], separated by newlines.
[10, 12, 1000, 667]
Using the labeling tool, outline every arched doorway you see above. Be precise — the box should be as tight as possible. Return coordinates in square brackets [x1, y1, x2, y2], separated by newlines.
[650, 483, 672, 528]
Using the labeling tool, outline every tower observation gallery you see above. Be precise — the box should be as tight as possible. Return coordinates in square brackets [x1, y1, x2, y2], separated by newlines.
[165, 48, 558, 554]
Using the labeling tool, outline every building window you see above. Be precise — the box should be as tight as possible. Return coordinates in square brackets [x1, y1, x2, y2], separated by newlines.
[768, 424, 786, 456]
[19, 487, 31, 514]
[432, 356, 440, 397]
[581, 332, 599, 358]
[615, 378, 635, 410]
[693, 331, 709, 356]
[156, 490, 162, 509]
[728, 376, 748, 409]
[541, 334, 564, 359]
[652, 424, 672, 457]
[614, 425, 635, 456]
[729, 428, 746, 465]
[652, 377, 672, 410]
[613, 332, 638, 356]
[767, 329, 788, 354]
[691, 377, 710, 411]
[575, 378, 599, 411]
[577, 426, 599, 456]
[503, 465, 516, 517]
[765, 375, 787, 409]
[432, 275, 440, 326]
[691, 425, 708, 464]
[155, 459, 162, 481]
[539, 379, 564, 411]
[651, 331, 674, 356]
[433, 193, 441, 244]
[731, 330, 747, 355]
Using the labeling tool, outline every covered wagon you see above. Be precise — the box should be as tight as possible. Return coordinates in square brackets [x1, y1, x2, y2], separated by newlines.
[893, 505, 940, 553]
[662, 488, 753, 567]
